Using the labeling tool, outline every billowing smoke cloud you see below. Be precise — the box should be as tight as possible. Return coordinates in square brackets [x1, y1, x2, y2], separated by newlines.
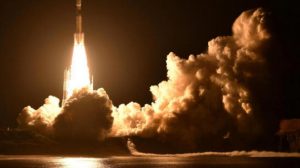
[17, 96, 61, 134]
[17, 88, 114, 143]
[18, 8, 279, 151]
[111, 8, 277, 150]
[54, 88, 113, 142]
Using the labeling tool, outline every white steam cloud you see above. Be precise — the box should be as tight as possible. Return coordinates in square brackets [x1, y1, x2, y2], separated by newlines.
[17, 96, 61, 133]
[17, 89, 114, 142]
[110, 8, 272, 148]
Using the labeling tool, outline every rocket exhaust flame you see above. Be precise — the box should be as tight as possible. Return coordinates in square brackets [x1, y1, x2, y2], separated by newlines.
[65, 41, 92, 99]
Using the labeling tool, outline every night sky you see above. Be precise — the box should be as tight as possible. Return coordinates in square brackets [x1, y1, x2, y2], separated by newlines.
[0, 0, 299, 127]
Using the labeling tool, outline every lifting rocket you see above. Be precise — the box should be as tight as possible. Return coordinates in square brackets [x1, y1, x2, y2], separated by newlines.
[62, 0, 93, 106]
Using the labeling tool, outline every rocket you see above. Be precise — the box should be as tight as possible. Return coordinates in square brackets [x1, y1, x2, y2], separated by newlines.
[74, 0, 84, 44]
[62, 0, 86, 106]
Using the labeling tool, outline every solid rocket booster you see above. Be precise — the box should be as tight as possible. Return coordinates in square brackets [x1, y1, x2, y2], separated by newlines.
[74, 0, 84, 43]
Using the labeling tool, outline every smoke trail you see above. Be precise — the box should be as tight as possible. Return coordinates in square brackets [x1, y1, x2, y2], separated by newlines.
[127, 139, 300, 158]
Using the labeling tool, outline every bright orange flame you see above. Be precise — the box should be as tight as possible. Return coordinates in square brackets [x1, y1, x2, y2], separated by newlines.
[65, 40, 92, 100]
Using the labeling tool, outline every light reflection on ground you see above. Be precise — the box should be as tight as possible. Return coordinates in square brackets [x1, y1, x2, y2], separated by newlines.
[57, 158, 105, 168]
[0, 155, 300, 168]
